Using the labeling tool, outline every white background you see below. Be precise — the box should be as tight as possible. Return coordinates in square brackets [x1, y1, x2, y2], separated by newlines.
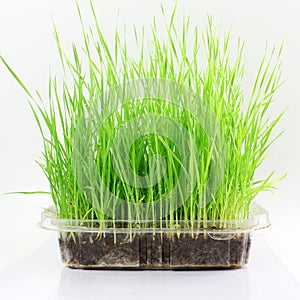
[0, 0, 299, 286]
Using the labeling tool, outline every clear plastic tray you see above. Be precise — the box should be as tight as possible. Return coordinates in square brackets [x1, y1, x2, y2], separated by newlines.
[39, 203, 270, 269]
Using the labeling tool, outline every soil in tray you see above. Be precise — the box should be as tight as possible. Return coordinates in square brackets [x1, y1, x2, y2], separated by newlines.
[59, 232, 251, 269]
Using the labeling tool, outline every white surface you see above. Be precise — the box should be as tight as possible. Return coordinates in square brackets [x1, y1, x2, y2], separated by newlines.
[0, 234, 299, 300]
[1, 0, 300, 288]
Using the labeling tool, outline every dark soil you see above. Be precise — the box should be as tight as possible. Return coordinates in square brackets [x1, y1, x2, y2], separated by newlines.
[59, 232, 251, 269]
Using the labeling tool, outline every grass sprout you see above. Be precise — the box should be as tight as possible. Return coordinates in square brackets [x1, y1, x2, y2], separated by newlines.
[1, 3, 285, 229]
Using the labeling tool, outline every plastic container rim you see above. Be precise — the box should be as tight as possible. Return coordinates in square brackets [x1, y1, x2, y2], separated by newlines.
[38, 202, 270, 234]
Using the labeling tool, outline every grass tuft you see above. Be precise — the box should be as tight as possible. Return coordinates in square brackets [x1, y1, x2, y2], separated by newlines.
[1, 3, 285, 228]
